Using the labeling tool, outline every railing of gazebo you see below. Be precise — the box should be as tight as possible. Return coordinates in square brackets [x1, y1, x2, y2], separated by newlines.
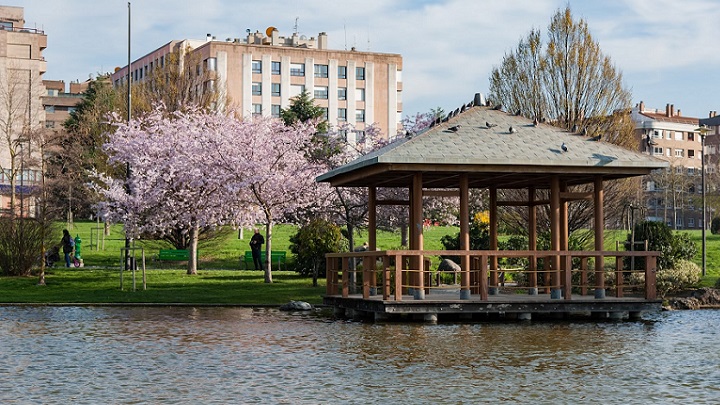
[325, 250, 659, 301]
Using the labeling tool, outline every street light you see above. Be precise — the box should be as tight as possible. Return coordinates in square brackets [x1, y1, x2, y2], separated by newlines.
[695, 125, 710, 277]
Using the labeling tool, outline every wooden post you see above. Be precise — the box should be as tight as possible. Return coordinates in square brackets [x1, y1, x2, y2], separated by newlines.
[341, 254, 349, 298]
[460, 174, 471, 299]
[368, 187, 376, 251]
[645, 255, 657, 300]
[550, 176, 561, 298]
[563, 254, 572, 300]
[580, 257, 589, 296]
[489, 187, 499, 294]
[615, 256, 624, 298]
[594, 177, 605, 298]
[528, 187, 538, 295]
[480, 254, 488, 301]
[383, 255, 391, 300]
[394, 254, 403, 301]
[412, 173, 424, 299]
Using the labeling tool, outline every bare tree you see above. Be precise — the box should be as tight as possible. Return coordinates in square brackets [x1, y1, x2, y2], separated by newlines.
[0, 66, 44, 218]
[489, 6, 638, 237]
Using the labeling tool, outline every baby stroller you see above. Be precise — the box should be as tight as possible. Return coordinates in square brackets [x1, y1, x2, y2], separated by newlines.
[45, 246, 61, 267]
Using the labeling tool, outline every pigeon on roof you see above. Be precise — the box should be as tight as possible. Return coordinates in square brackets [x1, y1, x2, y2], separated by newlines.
[448, 125, 461, 132]
[561, 142, 568, 152]
[509, 126, 517, 134]
[486, 122, 497, 128]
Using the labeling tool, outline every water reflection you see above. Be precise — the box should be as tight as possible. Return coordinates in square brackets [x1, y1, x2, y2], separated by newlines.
[0, 307, 718, 404]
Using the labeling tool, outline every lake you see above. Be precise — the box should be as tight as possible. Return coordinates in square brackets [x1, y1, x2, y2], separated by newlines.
[0, 306, 718, 404]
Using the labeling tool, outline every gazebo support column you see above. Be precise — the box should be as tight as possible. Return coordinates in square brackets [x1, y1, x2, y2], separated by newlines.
[368, 187, 377, 251]
[528, 187, 538, 295]
[550, 176, 562, 299]
[412, 173, 424, 300]
[459, 174, 471, 299]
[489, 187, 499, 295]
[594, 177, 606, 299]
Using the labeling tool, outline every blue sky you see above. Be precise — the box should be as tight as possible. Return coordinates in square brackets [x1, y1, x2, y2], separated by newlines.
[12, 0, 720, 121]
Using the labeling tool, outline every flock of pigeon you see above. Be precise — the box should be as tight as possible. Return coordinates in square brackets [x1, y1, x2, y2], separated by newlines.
[417, 96, 614, 155]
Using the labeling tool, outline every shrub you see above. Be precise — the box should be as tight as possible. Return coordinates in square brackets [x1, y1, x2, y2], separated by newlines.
[655, 259, 701, 297]
[0, 218, 48, 276]
[624, 221, 696, 271]
[712, 217, 720, 235]
[289, 219, 342, 286]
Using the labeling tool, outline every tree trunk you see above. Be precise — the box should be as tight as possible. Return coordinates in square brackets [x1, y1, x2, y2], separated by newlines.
[187, 223, 199, 275]
[264, 221, 273, 283]
[400, 223, 409, 247]
[312, 260, 318, 287]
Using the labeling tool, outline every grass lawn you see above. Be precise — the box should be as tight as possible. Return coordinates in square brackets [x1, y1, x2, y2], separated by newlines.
[1, 222, 716, 304]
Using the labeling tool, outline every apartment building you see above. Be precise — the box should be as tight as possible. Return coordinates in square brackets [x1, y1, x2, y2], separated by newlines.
[0, 5, 47, 216]
[632, 102, 705, 229]
[42, 79, 92, 131]
[111, 29, 403, 139]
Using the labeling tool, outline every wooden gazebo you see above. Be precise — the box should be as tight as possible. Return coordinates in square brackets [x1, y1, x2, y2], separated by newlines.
[317, 94, 668, 321]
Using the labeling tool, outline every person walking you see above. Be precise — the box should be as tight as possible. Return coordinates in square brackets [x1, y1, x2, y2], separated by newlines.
[60, 229, 75, 268]
[249, 228, 264, 270]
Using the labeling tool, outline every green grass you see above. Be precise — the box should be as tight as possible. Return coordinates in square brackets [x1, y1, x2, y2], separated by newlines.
[3, 222, 717, 305]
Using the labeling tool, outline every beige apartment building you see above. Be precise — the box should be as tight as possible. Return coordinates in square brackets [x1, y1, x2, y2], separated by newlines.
[0, 5, 46, 216]
[42, 79, 89, 131]
[632, 102, 706, 229]
[111, 29, 403, 139]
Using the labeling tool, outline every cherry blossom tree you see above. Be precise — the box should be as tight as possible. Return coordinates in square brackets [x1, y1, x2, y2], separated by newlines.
[95, 105, 259, 274]
[211, 115, 324, 283]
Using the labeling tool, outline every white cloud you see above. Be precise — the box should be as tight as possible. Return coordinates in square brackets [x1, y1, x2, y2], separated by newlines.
[12, 0, 720, 119]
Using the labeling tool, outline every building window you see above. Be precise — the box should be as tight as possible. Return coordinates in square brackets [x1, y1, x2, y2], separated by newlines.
[356, 67, 365, 80]
[271, 83, 281, 97]
[355, 130, 366, 143]
[205, 57, 217, 71]
[252, 104, 262, 116]
[252, 60, 262, 74]
[338, 108, 347, 121]
[290, 63, 305, 76]
[271, 61, 281, 75]
[689, 218, 695, 227]
[290, 84, 305, 97]
[271, 104, 281, 118]
[675, 149, 684, 158]
[356, 109, 365, 122]
[675, 131, 683, 141]
[44, 106, 55, 113]
[355, 88, 365, 101]
[688, 167, 695, 175]
[688, 150, 695, 159]
[338, 88, 347, 100]
[321, 107, 328, 120]
[314, 86, 328, 99]
[314, 64, 329, 78]
[338, 66, 347, 79]
[653, 130, 661, 138]
[252, 82, 262, 95]
[47, 89, 58, 96]
[45, 121, 55, 128]
[688, 132, 695, 142]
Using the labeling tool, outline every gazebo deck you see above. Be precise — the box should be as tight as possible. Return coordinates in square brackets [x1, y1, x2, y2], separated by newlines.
[324, 290, 662, 322]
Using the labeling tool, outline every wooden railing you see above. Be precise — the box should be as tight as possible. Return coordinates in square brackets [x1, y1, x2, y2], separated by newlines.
[325, 250, 659, 301]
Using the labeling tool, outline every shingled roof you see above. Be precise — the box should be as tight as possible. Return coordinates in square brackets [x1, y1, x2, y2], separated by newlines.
[317, 104, 668, 189]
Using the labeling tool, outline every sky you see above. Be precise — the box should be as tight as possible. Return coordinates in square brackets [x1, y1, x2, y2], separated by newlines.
[10, 0, 720, 121]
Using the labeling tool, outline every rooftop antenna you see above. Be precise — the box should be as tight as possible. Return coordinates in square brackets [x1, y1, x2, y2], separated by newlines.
[294, 16, 299, 35]
[344, 22, 347, 50]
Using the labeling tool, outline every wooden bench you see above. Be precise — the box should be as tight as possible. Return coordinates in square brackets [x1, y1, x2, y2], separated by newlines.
[241, 251, 287, 270]
[157, 249, 196, 261]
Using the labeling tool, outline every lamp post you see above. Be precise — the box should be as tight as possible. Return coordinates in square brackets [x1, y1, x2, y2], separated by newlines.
[695, 125, 710, 277]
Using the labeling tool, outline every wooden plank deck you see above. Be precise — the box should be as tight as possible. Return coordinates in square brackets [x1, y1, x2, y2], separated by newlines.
[324, 288, 662, 322]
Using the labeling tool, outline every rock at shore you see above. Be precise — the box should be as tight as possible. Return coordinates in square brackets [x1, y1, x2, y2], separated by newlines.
[665, 288, 720, 310]
[279, 301, 313, 311]
[437, 259, 461, 272]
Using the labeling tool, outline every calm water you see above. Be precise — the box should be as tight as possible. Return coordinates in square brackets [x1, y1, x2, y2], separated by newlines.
[0, 306, 718, 404]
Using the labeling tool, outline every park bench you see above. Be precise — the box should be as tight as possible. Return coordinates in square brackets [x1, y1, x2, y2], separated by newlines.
[241, 251, 287, 270]
[157, 249, 196, 261]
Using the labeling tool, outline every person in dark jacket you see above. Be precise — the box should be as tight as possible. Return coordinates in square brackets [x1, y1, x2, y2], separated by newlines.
[249, 228, 264, 270]
[60, 229, 75, 268]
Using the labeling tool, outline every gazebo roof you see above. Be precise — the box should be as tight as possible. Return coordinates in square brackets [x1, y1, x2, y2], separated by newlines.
[317, 104, 668, 189]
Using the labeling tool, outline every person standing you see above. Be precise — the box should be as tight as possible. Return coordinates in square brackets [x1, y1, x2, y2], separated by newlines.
[60, 229, 75, 268]
[249, 228, 264, 270]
